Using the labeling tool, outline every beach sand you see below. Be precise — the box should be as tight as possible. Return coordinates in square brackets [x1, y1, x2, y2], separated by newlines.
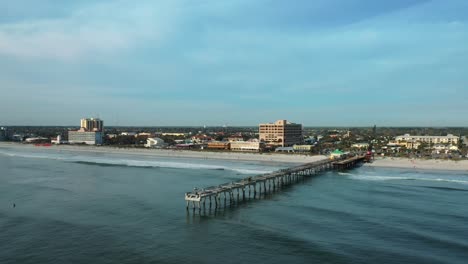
[365, 157, 468, 172]
[0, 142, 328, 164]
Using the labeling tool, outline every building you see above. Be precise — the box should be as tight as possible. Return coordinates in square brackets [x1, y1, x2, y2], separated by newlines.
[161, 133, 187, 137]
[68, 130, 103, 145]
[68, 118, 104, 144]
[51, 135, 67, 144]
[230, 141, 264, 152]
[293, 144, 314, 152]
[259, 120, 302, 147]
[191, 135, 213, 143]
[25, 137, 49, 143]
[329, 149, 346, 159]
[351, 143, 370, 149]
[227, 135, 244, 142]
[80, 118, 104, 132]
[0, 127, 6, 141]
[433, 144, 458, 151]
[145, 137, 166, 148]
[120, 132, 137, 136]
[395, 134, 459, 145]
[207, 142, 230, 150]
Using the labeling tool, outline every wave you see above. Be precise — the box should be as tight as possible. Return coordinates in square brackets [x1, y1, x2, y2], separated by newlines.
[349, 175, 468, 185]
[73, 159, 273, 174]
[0, 150, 275, 175]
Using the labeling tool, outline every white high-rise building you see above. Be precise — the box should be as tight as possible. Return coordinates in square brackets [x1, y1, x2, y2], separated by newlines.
[69, 118, 104, 145]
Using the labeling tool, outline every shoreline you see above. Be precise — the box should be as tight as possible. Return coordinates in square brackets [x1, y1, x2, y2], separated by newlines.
[2, 142, 468, 172]
[365, 157, 468, 172]
[0, 142, 328, 164]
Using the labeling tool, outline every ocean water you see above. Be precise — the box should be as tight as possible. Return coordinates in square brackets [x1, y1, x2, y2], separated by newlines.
[1, 146, 468, 264]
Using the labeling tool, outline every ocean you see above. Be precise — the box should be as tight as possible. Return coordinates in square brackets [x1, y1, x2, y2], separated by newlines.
[1, 146, 468, 264]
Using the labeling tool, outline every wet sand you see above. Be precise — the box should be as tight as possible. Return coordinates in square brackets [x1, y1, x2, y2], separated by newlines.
[365, 157, 468, 172]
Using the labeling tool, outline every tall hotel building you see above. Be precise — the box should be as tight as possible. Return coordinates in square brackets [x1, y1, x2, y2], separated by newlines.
[80, 118, 104, 132]
[259, 120, 303, 147]
[68, 118, 104, 145]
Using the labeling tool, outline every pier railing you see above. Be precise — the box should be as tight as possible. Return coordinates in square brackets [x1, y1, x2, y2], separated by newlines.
[185, 155, 366, 213]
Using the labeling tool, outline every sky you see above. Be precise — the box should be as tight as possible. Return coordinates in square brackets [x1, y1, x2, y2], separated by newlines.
[0, 0, 467, 127]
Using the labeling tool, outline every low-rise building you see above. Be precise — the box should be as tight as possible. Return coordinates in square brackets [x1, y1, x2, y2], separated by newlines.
[293, 145, 313, 152]
[191, 135, 213, 143]
[68, 130, 103, 145]
[433, 144, 458, 151]
[25, 137, 49, 143]
[51, 135, 67, 144]
[145, 137, 166, 148]
[351, 143, 370, 149]
[227, 135, 244, 142]
[230, 141, 264, 152]
[137, 132, 154, 138]
[275, 147, 294, 153]
[395, 134, 459, 145]
[121, 132, 137, 136]
[161, 133, 187, 137]
[329, 149, 346, 159]
[207, 142, 230, 150]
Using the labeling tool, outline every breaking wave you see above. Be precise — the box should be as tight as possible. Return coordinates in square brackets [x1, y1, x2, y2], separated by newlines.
[349, 174, 468, 185]
[0, 149, 275, 175]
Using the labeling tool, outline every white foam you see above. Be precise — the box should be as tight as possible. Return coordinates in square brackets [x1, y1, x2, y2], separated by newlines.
[349, 175, 468, 185]
[0, 149, 276, 175]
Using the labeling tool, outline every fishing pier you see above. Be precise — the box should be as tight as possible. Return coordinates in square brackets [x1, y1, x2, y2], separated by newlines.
[185, 154, 367, 212]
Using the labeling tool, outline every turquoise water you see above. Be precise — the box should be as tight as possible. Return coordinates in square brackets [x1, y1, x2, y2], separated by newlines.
[1, 146, 468, 264]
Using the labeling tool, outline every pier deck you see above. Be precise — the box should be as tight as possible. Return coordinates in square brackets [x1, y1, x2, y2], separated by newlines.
[185, 155, 366, 212]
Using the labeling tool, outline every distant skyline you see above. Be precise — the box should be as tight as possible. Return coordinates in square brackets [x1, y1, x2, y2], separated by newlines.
[0, 0, 467, 126]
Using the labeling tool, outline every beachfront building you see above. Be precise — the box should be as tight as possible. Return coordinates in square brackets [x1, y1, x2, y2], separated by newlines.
[69, 118, 104, 145]
[80, 118, 104, 132]
[395, 134, 459, 145]
[433, 144, 459, 151]
[145, 137, 166, 148]
[68, 130, 103, 145]
[293, 144, 314, 152]
[207, 142, 230, 150]
[51, 135, 67, 144]
[230, 141, 264, 152]
[259, 120, 302, 147]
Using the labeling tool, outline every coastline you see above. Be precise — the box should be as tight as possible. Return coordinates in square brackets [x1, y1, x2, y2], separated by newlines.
[365, 157, 468, 172]
[0, 142, 328, 164]
[2, 142, 468, 171]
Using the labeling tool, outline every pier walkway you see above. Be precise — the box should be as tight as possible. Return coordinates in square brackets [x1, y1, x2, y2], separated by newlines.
[185, 154, 367, 212]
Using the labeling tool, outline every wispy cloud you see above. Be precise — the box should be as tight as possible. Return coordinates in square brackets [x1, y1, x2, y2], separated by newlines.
[0, 0, 467, 126]
[0, 1, 180, 60]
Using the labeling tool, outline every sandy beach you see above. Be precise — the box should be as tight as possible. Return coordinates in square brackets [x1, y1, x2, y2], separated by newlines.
[0, 142, 328, 164]
[365, 157, 468, 172]
[3, 142, 468, 171]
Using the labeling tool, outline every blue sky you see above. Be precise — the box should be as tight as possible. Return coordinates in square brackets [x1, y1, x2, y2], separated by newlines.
[0, 0, 467, 126]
